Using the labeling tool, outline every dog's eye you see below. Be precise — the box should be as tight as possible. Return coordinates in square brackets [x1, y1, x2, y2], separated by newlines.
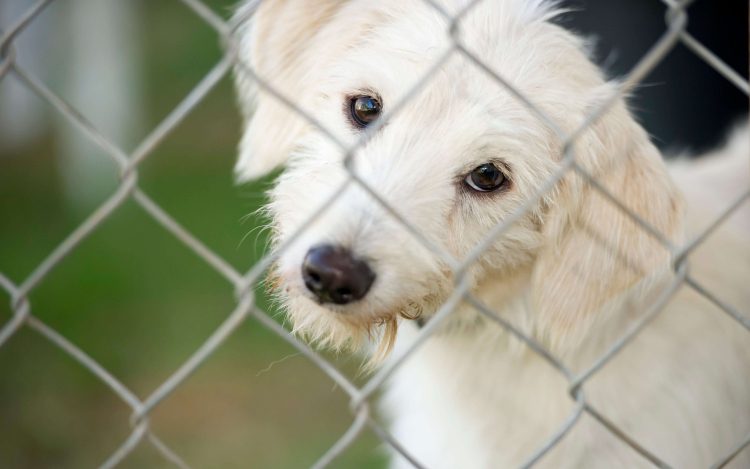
[349, 96, 381, 128]
[465, 163, 506, 192]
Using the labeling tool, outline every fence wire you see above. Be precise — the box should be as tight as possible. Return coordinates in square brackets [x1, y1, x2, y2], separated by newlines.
[0, 0, 749, 468]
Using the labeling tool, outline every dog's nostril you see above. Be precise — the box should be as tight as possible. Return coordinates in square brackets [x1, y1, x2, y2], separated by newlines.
[302, 244, 375, 305]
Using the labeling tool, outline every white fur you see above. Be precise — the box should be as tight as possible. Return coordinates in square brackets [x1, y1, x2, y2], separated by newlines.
[233, 1, 750, 467]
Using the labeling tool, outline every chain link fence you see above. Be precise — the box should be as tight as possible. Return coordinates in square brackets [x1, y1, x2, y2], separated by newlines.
[1, 0, 748, 468]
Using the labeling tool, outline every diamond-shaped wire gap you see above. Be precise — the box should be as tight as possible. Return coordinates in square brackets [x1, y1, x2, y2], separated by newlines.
[569, 257, 747, 469]
[125, 63, 249, 278]
[677, 201, 750, 331]
[450, 7, 687, 269]
[465, 266, 686, 469]
[22, 314, 192, 469]
[16, 143, 258, 468]
[5, 157, 231, 410]
[251, 299, 426, 468]
[2, 199, 214, 466]
[131, 1, 233, 154]
[43, 192, 243, 399]
[185, 309, 384, 467]
[462, 293, 587, 469]
[0, 274, 158, 469]
[4, 58, 239, 408]
[471, 291, 674, 469]
[250, 302, 431, 468]
[141, 317, 378, 469]
[227, 0, 462, 168]
[118, 300, 261, 468]
[19, 227, 248, 466]
[13, 171, 136, 307]
[465, 295, 665, 469]
[0, 69, 128, 286]
[236, 175, 354, 294]
[11, 53, 241, 397]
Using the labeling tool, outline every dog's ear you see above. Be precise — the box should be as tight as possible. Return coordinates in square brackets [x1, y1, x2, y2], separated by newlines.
[531, 103, 684, 343]
[233, 0, 349, 181]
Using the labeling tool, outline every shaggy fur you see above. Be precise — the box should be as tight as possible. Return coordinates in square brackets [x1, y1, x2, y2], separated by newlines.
[233, 1, 750, 467]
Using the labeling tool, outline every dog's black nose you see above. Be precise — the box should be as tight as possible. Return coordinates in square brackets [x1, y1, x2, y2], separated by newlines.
[302, 245, 375, 305]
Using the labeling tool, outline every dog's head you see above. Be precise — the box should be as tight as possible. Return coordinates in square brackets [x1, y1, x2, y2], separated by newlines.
[234, 0, 684, 354]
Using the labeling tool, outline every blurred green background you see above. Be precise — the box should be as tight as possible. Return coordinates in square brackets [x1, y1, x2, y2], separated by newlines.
[0, 1, 386, 468]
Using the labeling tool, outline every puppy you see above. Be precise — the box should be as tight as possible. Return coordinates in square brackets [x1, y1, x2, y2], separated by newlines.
[232, 1, 750, 467]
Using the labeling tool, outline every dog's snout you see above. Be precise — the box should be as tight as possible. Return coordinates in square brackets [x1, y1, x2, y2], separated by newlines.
[302, 245, 375, 305]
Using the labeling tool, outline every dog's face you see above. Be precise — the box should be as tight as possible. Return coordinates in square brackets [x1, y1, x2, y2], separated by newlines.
[234, 0, 684, 352]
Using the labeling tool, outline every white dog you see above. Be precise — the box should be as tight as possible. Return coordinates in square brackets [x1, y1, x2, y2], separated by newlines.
[232, 1, 750, 467]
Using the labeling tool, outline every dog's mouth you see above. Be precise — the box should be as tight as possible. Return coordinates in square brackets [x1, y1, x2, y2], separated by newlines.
[267, 244, 453, 364]
[274, 274, 432, 363]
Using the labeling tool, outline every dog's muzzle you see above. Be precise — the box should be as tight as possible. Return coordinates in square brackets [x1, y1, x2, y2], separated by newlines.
[302, 244, 375, 305]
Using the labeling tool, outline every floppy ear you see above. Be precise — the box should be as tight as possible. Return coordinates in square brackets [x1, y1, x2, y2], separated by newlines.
[532, 104, 685, 342]
[233, 0, 350, 181]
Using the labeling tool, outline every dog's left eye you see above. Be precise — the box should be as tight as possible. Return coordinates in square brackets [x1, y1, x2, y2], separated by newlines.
[464, 163, 506, 192]
[349, 96, 381, 128]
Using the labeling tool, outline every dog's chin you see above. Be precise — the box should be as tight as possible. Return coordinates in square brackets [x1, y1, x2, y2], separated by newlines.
[282, 287, 426, 362]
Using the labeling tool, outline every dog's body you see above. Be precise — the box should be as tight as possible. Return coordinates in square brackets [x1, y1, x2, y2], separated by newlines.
[383, 130, 750, 469]
[233, 0, 750, 467]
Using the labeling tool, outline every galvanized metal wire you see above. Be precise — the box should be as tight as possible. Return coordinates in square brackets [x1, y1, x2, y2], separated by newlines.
[0, 0, 748, 468]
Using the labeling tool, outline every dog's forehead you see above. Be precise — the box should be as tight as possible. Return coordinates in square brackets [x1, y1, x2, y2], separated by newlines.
[321, 2, 593, 128]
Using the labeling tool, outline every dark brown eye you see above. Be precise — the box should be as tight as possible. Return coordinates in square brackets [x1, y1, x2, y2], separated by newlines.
[465, 163, 506, 192]
[349, 95, 381, 127]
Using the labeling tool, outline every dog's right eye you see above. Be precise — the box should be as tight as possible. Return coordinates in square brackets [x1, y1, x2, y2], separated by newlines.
[464, 163, 506, 192]
[349, 96, 382, 128]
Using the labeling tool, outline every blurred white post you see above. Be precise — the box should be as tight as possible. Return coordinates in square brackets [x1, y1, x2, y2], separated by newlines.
[56, 0, 142, 211]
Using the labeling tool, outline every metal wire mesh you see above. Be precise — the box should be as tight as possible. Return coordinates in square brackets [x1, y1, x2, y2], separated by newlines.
[1, 0, 748, 468]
